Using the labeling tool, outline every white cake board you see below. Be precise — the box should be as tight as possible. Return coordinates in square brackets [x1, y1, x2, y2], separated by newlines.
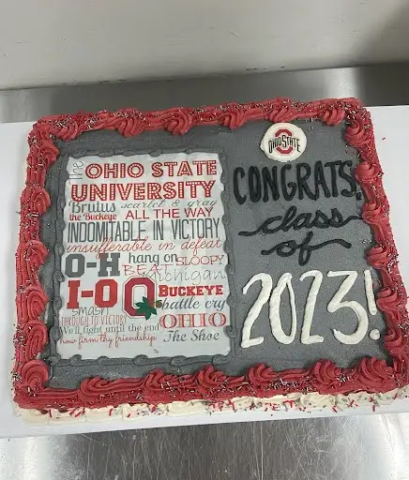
[1, 106, 409, 438]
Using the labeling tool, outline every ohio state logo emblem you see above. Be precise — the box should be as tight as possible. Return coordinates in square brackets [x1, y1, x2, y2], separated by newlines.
[260, 123, 307, 162]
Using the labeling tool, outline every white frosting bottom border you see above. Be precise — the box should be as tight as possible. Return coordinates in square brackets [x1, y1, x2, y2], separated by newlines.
[17, 385, 409, 425]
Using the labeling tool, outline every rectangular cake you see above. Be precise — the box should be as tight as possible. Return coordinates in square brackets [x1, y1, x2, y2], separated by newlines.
[14, 98, 409, 422]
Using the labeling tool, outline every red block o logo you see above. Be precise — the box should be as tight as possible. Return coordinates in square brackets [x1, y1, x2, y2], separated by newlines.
[274, 128, 294, 155]
[123, 277, 155, 317]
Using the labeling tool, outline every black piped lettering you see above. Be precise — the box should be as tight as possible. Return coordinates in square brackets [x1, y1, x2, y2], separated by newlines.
[248, 166, 262, 202]
[233, 168, 246, 204]
[296, 163, 316, 200]
[281, 164, 296, 201]
[314, 161, 331, 198]
[339, 160, 357, 197]
[261, 166, 279, 202]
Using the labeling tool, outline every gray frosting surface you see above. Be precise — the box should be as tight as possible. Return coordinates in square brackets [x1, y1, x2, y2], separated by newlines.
[39, 120, 389, 388]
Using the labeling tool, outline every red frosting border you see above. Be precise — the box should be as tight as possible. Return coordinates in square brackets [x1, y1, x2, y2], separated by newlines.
[14, 97, 409, 411]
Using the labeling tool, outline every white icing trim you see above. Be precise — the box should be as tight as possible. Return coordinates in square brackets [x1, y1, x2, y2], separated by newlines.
[16, 385, 409, 424]
[300, 270, 324, 344]
[328, 271, 369, 345]
[269, 273, 297, 344]
[364, 269, 377, 315]
[369, 329, 381, 340]
[241, 273, 272, 348]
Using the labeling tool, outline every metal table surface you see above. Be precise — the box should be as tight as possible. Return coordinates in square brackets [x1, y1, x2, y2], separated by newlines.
[2, 63, 409, 480]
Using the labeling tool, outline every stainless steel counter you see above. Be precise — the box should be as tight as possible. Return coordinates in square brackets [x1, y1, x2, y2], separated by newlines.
[2, 63, 409, 480]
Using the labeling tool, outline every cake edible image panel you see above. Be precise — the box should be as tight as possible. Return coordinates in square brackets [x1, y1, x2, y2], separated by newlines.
[50, 151, 231, 362]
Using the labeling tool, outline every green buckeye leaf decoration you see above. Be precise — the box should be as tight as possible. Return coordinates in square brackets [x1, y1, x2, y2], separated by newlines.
[135, 296, 159, 320]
